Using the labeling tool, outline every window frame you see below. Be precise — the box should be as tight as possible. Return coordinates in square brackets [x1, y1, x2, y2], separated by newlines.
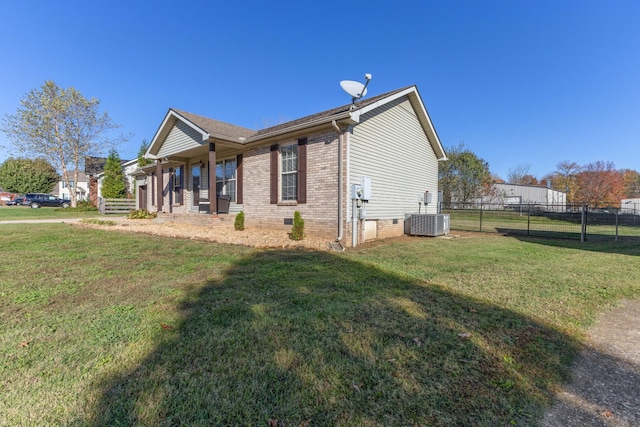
[215, 158, 237, 203]
[280, 143, 298, 202]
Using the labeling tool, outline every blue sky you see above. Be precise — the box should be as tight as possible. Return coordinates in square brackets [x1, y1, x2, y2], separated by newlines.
[1, 0, 638, 180]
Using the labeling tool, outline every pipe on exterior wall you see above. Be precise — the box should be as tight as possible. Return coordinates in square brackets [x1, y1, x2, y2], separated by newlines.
[332, 120, 344, 243]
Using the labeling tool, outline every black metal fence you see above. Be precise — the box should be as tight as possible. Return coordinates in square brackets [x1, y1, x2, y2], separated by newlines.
[440, 202, 640, 242]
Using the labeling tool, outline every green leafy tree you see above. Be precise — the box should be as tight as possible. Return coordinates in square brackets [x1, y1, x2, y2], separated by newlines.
[1, 80, 125, 207]
[0, 157, 58, 194]
[438, 143, 492, 203]
[101, 149, 127, 198]
[137, 139, 153, 167]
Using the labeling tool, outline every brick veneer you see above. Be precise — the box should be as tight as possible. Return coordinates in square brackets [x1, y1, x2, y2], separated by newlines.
[142, 128, 411, 247]
[242, 129, 342, 240]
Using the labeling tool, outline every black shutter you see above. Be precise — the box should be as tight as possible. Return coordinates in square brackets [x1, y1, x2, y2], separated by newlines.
[270, 144, 278, 204]
[236, 154, 243, 204]
[297, 138, 307, 204]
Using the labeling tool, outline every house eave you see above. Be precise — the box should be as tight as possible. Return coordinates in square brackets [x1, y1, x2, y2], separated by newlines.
[241, 111, 355, 146]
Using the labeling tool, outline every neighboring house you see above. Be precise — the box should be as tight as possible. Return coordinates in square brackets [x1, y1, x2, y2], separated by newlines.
[55, 171, 89, 201]
[95, 158, 139, 200]
[86, 156, 137, 205]
[85, 156, 108, 206]
[141, 85, 446, 246]
[480, 183, 567, 211]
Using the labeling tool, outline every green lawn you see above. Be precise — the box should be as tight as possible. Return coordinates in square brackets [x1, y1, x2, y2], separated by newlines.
[1, 224, 639, 426]
[0, 205, 101, 221]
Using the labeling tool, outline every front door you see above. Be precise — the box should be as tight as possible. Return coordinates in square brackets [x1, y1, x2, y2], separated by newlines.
[139, 185, 147, 210]
[192, 165, 200, 207]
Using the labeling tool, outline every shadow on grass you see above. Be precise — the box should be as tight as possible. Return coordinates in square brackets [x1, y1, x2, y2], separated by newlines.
[496, 228, 640, 257]
[89, 249, 595, 426]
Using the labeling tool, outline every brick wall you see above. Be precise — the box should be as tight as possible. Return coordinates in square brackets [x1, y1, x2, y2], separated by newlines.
[242, 129, 342, 240]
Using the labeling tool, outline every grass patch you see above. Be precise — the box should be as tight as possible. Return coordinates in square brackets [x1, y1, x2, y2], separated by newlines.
[81, 218, 117, 226]
[1, 225, 639, 425]
[0, 206, 101, 221]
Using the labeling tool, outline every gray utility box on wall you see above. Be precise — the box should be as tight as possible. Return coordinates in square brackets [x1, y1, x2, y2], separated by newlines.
[405, 214, 450, 236]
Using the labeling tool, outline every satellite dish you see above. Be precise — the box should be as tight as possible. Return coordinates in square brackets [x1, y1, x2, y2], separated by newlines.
[340, 74, 372, 108]
[340, 80, 368, 99]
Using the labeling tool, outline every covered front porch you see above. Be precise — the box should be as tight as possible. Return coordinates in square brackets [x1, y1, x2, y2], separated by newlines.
[145, 109, 252, 216]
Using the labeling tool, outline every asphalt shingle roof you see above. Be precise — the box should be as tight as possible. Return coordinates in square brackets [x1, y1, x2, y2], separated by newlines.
[172, 109, 256, 141]
[172, 86, 413, 144]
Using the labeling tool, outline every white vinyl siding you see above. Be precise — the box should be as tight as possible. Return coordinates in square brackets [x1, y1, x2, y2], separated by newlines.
[157, 121, 204, 158]
[349, 97, 439, 219]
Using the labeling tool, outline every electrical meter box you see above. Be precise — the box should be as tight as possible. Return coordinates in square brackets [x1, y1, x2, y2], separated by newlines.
[424, 191, 432, 205]
[361, 176, 371, 201]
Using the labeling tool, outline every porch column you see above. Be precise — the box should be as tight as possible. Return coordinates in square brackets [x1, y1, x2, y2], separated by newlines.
[208, 143, 217, 214]
[156, 159, 163, 212]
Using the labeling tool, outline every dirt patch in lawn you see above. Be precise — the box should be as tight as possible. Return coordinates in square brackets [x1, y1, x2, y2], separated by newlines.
[75, 218, 335, 251]
[541, 299, 640, 426]
[75, 219, 487, 251]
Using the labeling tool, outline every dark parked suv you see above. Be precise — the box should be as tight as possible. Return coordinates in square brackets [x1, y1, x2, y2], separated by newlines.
[23, 193, 71, 208]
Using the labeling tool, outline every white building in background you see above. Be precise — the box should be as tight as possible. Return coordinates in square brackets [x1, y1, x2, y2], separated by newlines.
[55, 170, 89, 201]
[621, 198, 640, 215]
[481, 183, 567, 211]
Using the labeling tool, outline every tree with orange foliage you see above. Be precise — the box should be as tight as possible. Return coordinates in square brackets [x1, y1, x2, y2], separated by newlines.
[574, 161, 625, 207]
[621, 169, 640, 198]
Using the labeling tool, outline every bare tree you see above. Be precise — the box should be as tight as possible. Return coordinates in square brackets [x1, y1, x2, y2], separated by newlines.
[507, 164, 532, 184]
[1, 81, 126, 207]
[554, 160, 581, 202]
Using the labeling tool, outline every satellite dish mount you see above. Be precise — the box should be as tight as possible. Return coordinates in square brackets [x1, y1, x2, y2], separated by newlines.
[340, 74, 372, 110]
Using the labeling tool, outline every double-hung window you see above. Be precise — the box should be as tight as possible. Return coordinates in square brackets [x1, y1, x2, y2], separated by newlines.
[216, 158, 237, 202]
[270, 138, 306, 204]
[280, 144, 298, 201]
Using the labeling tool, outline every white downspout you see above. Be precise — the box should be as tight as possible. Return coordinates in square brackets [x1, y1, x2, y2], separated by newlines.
[332, 120, 344, 243]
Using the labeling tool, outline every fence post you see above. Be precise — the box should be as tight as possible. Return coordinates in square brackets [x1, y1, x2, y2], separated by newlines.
[615, 208, 619, 242]
[527, 204, 531, 236]
[479, 202, 483, 232]
[581, 205, 588, 242]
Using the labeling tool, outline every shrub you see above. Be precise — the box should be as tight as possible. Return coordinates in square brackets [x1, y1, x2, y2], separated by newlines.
[58, 200, 98, 212]
[290, 211, 304, 241]
[127, 209, 157, 219]
[234, 211, 245, 231]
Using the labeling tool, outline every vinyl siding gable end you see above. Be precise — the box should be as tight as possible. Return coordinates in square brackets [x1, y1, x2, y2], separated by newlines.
[349, 97, 439, 219]
[157, 121, 205, 158]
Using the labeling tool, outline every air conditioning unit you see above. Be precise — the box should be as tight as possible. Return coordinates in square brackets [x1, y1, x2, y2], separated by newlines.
[405, 214, 450, 236]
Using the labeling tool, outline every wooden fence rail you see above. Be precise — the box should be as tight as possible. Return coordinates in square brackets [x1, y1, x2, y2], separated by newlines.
[99, 198, 136, 214]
